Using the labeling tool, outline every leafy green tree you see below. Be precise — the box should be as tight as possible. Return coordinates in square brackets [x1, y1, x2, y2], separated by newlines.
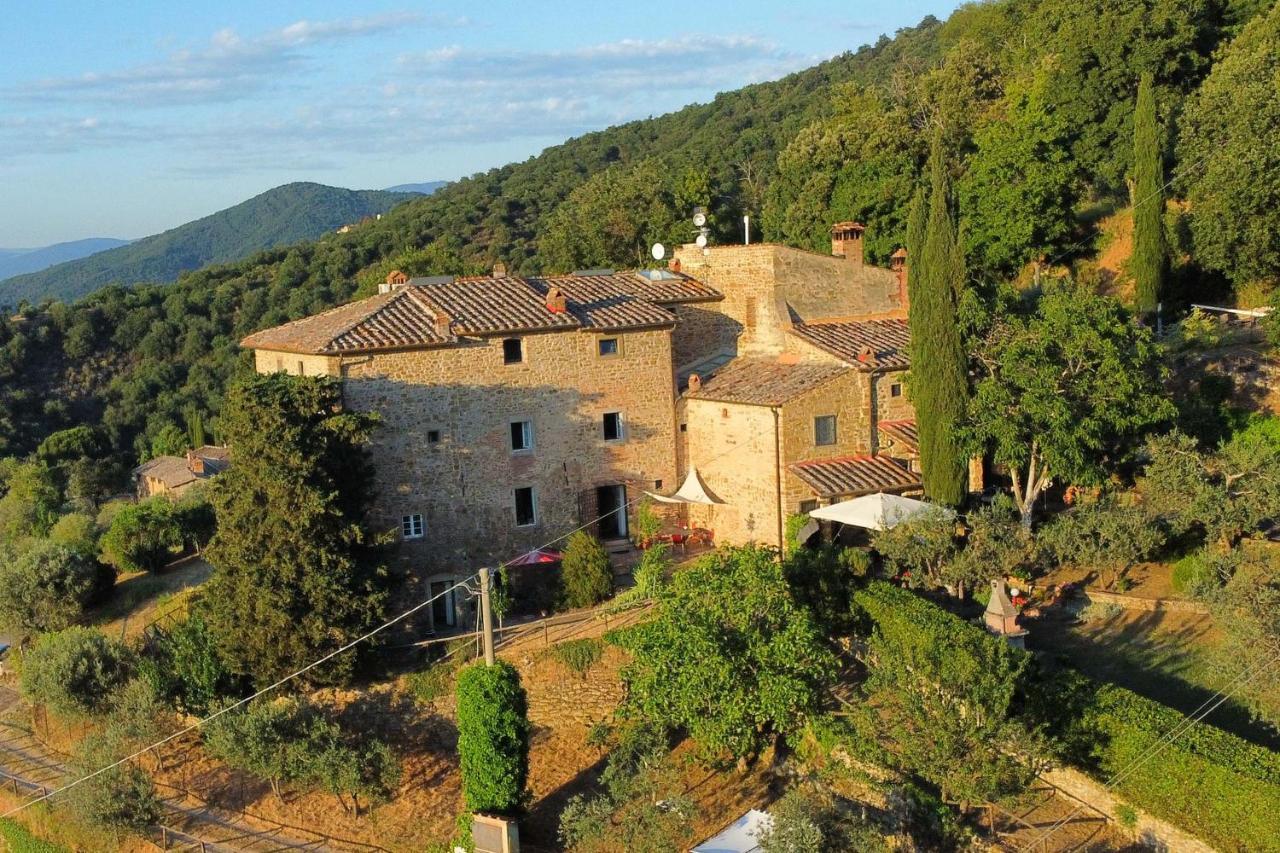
[560, 531, 613, 609]
[1141, 430, 1280, 549]
[1209, 553, 1280, 729]
[617, 545, 837, 761]
[183, 405, 206, 449]
[757, 785, 888, 853]
[909, 133, 969, 506]
[960, 68, 1078, 276]
[456, 660, 530, 815]
[0, 541, 114, 634]
[35, 426, 101, 464]
[202, 698, 312, 800]
[309, 735, 401, 816]
[1179, 3, 1280, 289]
[202, 373, 389, 686]
[1038, 495, 1167, 588]
[951, 494, 1038, 588]
[1131, 72, 1166, 314]
[47, 512, 98, 553]
[783, 544, 871, 633]
[966, 282, 1172, 527]
[19, 627, 134, 717]
[140, 614, 241, 716]
[148, 423, 188, 459]
[99, 499, 182, 573]
[0, 459, 60, 541]
[64, 728, 160, 831]
[872, 507, 960, 592]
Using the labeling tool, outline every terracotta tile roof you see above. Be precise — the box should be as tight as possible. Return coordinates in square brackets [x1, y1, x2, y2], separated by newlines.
[789, 318, 911, 371]
[789, 454, 921, 498]
[241, 270, 718, 355]
[686, 358, 850, 406]
[132, 446, 230, 491]
[879, 419, 919, 455]
[240, 288, 455, 355]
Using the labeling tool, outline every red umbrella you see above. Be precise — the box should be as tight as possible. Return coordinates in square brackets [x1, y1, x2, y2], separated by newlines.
[505, 548, 563, 566]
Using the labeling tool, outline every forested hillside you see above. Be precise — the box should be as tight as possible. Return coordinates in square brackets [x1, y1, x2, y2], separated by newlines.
[0, 238, 130, 282]
[0, 0, 1276, 477]
[0, 183, 415, 305]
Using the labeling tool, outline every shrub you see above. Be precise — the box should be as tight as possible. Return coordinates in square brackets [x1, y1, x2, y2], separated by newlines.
[1115, 803, 1138, 830]
[783, 544, 870, 633]
[139, 613, 241, 715]
[1077, 601, 1123, 623]
[560, 532, 612, 609]
[629, 542, 671, 601]
[757, 785, 887, 853]
[99, 499, 183, 574]
[19, 628, 134, 717]
[46, 513, 98, 554]
[456, 661, 529, 815]
[0, 542, 115, 634]
[548, 638, 604, 680]
[1170, 549, 1238, 597]
[62, 729, 159, 831]
[203, 698, 312, 799]
[406, 660, 457, 706]
[631, 499, 661, 546]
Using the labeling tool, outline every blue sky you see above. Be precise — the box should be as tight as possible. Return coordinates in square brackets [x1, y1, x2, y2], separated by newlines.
[1, 1, 961, 246]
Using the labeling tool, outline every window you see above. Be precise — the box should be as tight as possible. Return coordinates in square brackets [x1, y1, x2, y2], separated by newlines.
[799, 500, 818, 515]
[426, 429, 441, 445]
[510, 420, 533, 452]
[502, 338, 523, 364]
[275, 357, 283, 372]
[598, 337, 620, 357]
[890, 382, 903, 398]
[679, 423, 687, 433]
[602, 412, 624, 442]
[401, 513, 424, 539]
[514, 487, 537, 527]
[296, 360, 305, 376]
[814, 415, 837, 446]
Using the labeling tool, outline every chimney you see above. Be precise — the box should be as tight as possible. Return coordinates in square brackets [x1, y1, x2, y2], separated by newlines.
[492, 261, 507, 278]
[668, 257, 682, 273]
[434, 312, 452, 339]
[186, 450, 204, 476]
[687, 373, 702, 393]
[831, 222, 865, 265]
[545, 286, 568, 313]
[891, 247, 908, 306]
[380, 269, 410, 294]
[856, 344, 876, 366]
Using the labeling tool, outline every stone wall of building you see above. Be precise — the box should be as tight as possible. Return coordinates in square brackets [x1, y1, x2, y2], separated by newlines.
[870, 369, 913, 449]
[778, 371, 876, 512]
[669, 303, 742, 371]
[253, 349, 340, 377]
[682, 398, 783, 549]
[331, 328, 678, 573]
[673, 244, 793, 357]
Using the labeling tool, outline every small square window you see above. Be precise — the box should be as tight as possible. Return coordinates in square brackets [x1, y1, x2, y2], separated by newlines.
[514, 487, 537, 527]
[799, 500, 818, 515]
[502, 338, 523, 364]
[426, 429, 441, 444]
[653, 479, 663, 489]
[679, 423, 687, 433]
[510, 420, 533, 452]
[890, 383, 903, 398]
[814, 415, 837, 446]
[598, 337, 620, 357]
[602, 412, 624, 442]
[401, 513, 424, 539]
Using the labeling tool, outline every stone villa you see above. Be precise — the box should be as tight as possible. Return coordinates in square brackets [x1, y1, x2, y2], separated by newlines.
[242, 224, 922, 626]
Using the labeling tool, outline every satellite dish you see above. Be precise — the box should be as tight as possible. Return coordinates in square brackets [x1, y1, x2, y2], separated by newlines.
[651, 243, 665, 260]
[692, 212, 707, 228]
[695, 233, 708, 249]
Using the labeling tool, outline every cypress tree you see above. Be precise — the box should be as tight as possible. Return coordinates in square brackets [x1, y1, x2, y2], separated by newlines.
[908, 135, 969, 507]
[1132, 72, 1166, 315]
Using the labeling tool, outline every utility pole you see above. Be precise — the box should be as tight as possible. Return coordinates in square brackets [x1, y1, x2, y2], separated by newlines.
[479, 567, 496, 665]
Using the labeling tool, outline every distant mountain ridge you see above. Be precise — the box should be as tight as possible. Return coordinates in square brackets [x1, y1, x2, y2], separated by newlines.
[0, 238, 131, 281]
[385, 181, 447, 195]
[1, 183, 415, 305]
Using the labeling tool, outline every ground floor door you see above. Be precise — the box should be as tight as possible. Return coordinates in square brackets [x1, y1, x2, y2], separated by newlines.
[596, 484, 628, 540]
[430, 579, 457, 629]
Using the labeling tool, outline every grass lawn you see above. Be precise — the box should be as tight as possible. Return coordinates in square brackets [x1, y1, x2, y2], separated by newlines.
[89, 554, 212, 641]
[0, 818, 68, 853]
[1029, 607, 1280, 750]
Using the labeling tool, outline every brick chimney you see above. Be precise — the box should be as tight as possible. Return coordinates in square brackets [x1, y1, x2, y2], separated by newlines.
[186, 450, 204, 475]
[891, 247, 908, 306]
[687, 373, 702, 393]
[434, 312, 452, 339]
[492, 261, 507, 278]
[668, 257, 682, 273]
[380, 269, 410, 294]
[545, 286, 568, 313]
[831, 222, 865, 265]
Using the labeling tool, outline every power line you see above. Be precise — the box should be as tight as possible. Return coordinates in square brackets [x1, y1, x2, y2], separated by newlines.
[1017, 647, 1280, 851]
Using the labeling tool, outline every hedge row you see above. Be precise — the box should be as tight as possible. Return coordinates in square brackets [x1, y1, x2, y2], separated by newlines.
[854, 581, 1280, 852]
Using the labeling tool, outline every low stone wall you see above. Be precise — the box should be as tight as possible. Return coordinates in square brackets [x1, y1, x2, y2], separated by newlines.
[1042, 766, 1216, 853]
[1078, 588, 1210, 615]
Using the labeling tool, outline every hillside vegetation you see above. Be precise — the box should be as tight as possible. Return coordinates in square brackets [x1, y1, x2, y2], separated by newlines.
[0, 183, 414, 305]
[0, 0, 1276, 470]
[0, 239, 130, 282]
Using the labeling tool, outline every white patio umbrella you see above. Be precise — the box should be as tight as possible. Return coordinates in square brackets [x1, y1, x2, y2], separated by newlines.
[808, 492, 952, 531]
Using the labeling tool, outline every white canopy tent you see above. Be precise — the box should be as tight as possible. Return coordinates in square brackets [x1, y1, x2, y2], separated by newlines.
[645, 466, 725, 505]
[809, 492, 952, 531]
[691, 809, 772, 853]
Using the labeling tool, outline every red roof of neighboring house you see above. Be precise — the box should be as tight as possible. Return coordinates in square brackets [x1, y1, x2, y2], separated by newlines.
[788, 454, 920, 498]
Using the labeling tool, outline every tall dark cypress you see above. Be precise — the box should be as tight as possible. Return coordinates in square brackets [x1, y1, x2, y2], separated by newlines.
[1132, 72, 1166, 315]
[908, 135, 969, 506]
